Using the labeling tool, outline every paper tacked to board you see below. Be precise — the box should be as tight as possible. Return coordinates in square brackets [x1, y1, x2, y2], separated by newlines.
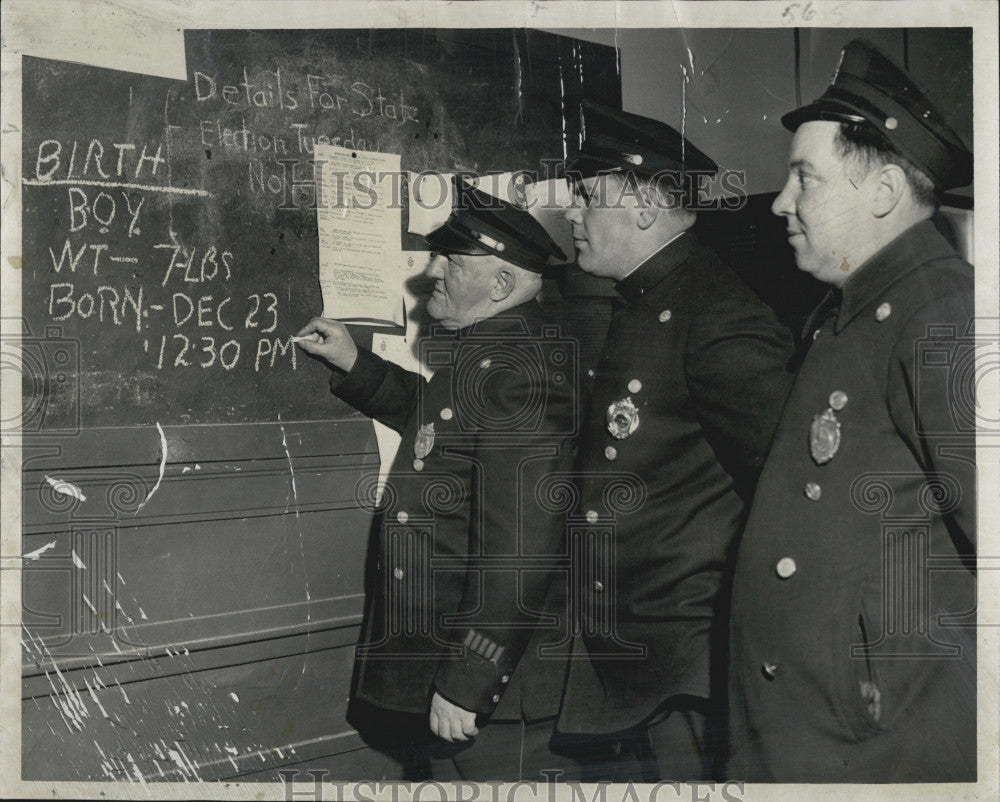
[314, 144, 404, 326]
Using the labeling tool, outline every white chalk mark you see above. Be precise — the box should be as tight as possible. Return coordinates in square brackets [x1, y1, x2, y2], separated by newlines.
[138, 606, 148, 620]
[229, 692, 240, 703]
[182, 466, 191, 473]
[72, 549, 88, 570]
[23, 541, 56, 561]
[22, 177, 210, 197]
[82, 593, 98, 614]
[117, 571, 127, 587]
[114, 679, 131, 705]
[136, 422, 167, 513]
[45, 475, 87, 502]
[84, 677, 110, 719]
[279, 422, 300, 519]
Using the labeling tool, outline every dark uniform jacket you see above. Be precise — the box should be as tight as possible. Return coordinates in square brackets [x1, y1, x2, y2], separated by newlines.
[727, 220, 977, 781]
[336, 301, 576, 722]
[557, 232, 796, 734]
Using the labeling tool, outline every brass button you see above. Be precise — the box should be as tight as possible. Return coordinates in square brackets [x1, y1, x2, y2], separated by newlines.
[828, 391, 848, 411]
[500, 674, 510, 684]
[413, 459, 424, 471]
[627, 379, 642, 394]
[658, 310, 672, 323]
[884, 116, 898, 130]
[804, 482, 822, 501]
[593, 580, 604, 592]
[586, 510, 599, 524]
[440, 407, 453, 421]
[396, 511, 409, 523]
[776, 557, 797, 579]
[875, 302, 892, 322]
[762, 662, 778, 680]
[492, 694, 501, 702]
[604, 446, 617, 461]
[393, 568, 404, 581]
[479, 358, 491, 369]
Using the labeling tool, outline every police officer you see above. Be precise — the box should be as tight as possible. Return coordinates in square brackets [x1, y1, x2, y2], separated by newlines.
[727, 40, 976, 781]
[556, 101, 796, 781]
[297, 180, 577, 780]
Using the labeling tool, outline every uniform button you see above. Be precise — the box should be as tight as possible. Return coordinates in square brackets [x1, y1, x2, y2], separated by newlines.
[627, 379, 642, 394]
[875, 302, 892, 322]
[884, 116, 898, 130]
[593, 580, 604, 592]
[586, 510, 599, 524]
[604, 446, 617, 461]
[500, 674, 510, 684]
[828, 390, 848, 411]
[413, 459, 424, 471]
[393, 568, 404, 581]
[658, 310, 672, 323]
[397, 511, 409, 523]
[440, 407, 453, 421]
[762, 662, 778, 680]
[492, 694, 501, 703]
[479, 358, 492, 369]
[495, 241, 505, 252]
[776, 557, 797, 579]
[804, 482, 822, 501]
[587, 369, 595, 378]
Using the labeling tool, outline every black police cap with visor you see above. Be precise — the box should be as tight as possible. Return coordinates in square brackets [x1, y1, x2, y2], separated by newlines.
[424, 176, 566, 274]
[781, 39, 972, 192]
[563, 99, 718, 182]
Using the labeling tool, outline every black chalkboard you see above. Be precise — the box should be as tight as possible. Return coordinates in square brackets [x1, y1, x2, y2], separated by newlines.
[21, 30, 620, 428]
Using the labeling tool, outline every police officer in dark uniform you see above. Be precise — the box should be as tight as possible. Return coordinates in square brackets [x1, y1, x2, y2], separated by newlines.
[296, 180, 577, 780]
[555, 101, 796, 781]
[727, 40, 976, 781]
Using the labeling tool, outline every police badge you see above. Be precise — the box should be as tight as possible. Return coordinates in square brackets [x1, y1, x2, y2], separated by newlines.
[414, 423, 435, 465]
[810, 408, 841, 464]
[606, 397, 640, 440]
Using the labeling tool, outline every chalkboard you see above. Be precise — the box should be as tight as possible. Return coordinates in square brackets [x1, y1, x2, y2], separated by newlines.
[21, 30, 620, 428]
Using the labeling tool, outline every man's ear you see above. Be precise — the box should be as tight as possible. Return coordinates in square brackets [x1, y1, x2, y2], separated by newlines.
[490, 267, 515, 302]
[872, 163, 907, 218]
[636, 184, 661, 230]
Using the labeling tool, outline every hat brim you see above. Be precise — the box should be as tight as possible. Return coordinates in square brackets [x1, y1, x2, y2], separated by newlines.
[423, 223, 488, 255]
[781, 99, 867, 132]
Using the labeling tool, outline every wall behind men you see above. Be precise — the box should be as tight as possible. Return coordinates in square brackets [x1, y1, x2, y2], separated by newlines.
[548, 27, 973, 198]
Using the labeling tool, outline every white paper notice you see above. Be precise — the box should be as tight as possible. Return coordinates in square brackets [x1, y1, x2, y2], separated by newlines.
[369, 251, 435, 492]
[315, 144, 403, 325]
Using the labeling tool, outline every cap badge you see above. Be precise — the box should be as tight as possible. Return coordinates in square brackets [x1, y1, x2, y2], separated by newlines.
[810, 408, 842, 465]
[473, 231, 506, 252]
[607, 397, 640, 440]
[414, 422, 435, 461]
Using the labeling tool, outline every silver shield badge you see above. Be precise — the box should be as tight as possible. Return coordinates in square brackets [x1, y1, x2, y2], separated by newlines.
[414, 422, 435, 460]
[606, 397, 640, 440]
[810, 408, 841, 465]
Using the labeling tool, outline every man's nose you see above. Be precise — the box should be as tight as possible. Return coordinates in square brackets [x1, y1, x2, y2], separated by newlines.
[771, 180, 795, 218]
[425, 254, 446, 278]
[564, 204, 582, 225]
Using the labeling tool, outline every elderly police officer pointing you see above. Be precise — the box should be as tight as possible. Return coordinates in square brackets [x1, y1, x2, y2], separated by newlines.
[297, 180, 576, 780]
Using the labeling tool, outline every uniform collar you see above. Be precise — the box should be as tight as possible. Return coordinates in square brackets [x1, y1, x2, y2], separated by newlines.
[833, 219, 958, 333]
[614, 230, 698, 305]
[461, 299, 543, 337]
